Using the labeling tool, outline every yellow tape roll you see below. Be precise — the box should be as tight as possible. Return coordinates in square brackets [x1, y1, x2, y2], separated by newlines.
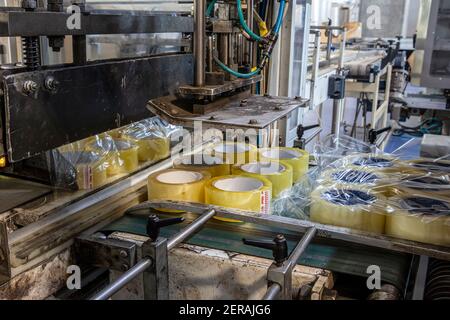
[232, 161, 293, 198]
[173, 154, 230, 177]
[212, 142, 258, 165]
[386, 194, 450, 246]
[205, 175, 272, 222]
[148, 169, 211, 213]
[403, 158, 450, 174]
[87, 138, 139, 176]
[388, 173, 450, 199]
[258, 147, 309, 183]
[310, 185, 386, 233]
[61, 151, 107, 190]
[122, 132, 170, 162]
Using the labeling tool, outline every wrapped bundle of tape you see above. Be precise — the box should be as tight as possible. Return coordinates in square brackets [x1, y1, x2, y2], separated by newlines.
[59, 151, 108, 190]
[212, 142, 258, 165]
[310, 185, 386, 233]
[173, 153, 230, 177]
[205, 175, 272, 222]
[87, 137, 139, 176]
[121, 129, 170, 162]
[232, 161, 293, 198]
[388, 172, 450, 199]
[386, 194, 450, 246]
[258, 147, 309, 183]
[148, 169, 211, 212]
[340, 153, 403, 173]
[403, 158, 450, 174]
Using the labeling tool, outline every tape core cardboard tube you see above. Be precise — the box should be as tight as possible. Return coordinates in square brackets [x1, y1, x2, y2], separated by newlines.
[213, 176, 264, 192]
[241, 162, 286, 175]
[156, 170, 203, 185]
[262, 149, 300, 159]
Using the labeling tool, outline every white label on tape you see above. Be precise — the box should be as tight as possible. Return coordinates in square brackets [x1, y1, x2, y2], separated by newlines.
[260, 190, 271, 214]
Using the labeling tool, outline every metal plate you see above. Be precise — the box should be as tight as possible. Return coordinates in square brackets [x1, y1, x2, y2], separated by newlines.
[0, 176, 52, 213]
[2, 53, 194, 162]
[178, 76, 262, 97]
[147, 95, 309, 130]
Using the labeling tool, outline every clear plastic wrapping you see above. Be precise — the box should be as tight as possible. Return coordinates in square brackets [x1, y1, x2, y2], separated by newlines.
[273, 135, 450, 247]
[48, 117, 176, 190]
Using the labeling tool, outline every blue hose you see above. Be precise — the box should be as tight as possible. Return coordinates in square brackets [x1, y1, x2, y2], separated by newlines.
[273, 0, 286, 34]
[206, 0, 217, 17]
[237, 0, 263, 42]
[214, 56, 260, 79]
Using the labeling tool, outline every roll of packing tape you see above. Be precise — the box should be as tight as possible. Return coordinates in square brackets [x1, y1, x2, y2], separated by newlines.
[388, 173, 450, 199]
[174, 154, 230, 177]
[319, 167, 391, 193]
[232, 161, 293, 198]
[386, 196, 450, 246]
[404, 158, 450, 174]
[258, 147, 309, 183]
[61, 151, 107, 190]
[122, 132, 170, 162]
[341, 153, 402, 173]
[148, 169, 211, 213]
[88, 138, 139, 176]
[212, 142, 258, 165]
[205, 175, 272, 222]
[310, 185, 386, 233]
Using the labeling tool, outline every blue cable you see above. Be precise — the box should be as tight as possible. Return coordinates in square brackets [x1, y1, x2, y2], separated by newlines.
[213, 56, 260, 79]
[273, 0, 286, 34]
[206, 0, 217, 17]
[237, 0, 263, 42]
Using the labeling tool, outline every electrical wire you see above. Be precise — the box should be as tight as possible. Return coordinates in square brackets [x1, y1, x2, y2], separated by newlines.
[206, 0, 217, 17]
[213, 56, 260, 79]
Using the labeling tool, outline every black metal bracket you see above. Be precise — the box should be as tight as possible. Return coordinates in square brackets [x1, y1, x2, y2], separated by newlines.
[368, 126, 392, 145]
[146, 215, 185, 242]
[243, 235, 288, 266]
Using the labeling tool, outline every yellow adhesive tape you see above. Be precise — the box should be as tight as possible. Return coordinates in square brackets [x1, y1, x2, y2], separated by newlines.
[148, 169, 211, 213]
[122, 133, 170, 162]
[61, 151, 107, 190]
[213, 142, 258, 165]
[232, 161, 293, 198]
[87, 138, 139, 176]
[386, 195, 450, 246]
[387, 173, 450, 200]
[310, 185, 386, 234]
[205, 175, 272, 222]
[258, 147, 309, 183]
[173, 154, 230, 177]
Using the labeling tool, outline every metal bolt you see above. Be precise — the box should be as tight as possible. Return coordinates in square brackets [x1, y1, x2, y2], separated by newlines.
[45, 76, 59, 91]
[240, 99, 248, 107]
[209, 116, 216, 120]
[121, 264, 129, 271]
[119, 250, 128, 258]
[249, 119, 258, 125]
[274, 106, 282, 111]
[23, 80, 38, 94]
[264, 94, 272, 98]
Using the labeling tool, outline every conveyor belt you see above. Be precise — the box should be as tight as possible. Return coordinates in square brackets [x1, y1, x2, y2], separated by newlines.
[103, 213, 412, 291]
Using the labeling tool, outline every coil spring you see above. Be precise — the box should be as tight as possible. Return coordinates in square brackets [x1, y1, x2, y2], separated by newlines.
[424, 259, 450, 300]
[22, 36, 40, 69]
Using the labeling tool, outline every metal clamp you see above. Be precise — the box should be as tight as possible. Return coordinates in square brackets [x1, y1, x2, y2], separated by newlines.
[90, 207, 216, 300]
[243, 227, 317, 300]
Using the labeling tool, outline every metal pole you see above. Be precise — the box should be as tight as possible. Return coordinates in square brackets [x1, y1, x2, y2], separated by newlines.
[90, 258, 152, 300]
[263, 283, 282, 300]
[245, 0, 254, 65]
[167, 209, 216, 251]
[285, 227, 316, 270]
[194, 0, 205, 86]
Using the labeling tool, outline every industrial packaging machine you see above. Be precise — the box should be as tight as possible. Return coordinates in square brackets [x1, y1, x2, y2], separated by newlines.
[0, 0, 449, 301]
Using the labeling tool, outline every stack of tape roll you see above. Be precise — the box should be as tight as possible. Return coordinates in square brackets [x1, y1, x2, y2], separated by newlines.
[61, 151, 107, 190]
[122, 130, 170, 162]
[173, 153, 230, 177]
[310, 185, 386, 233]
[388, 173, 450, 200]
[205, 175, 272, 222]
[87, 138, 139, 176]
[148, 169, 211, 212]
[258, 147, 309, 183]
[386, 195, 450, 246]
[212, 142, 258, 165]
[232, 161, 293, 198]
[403, 158, 450, 174]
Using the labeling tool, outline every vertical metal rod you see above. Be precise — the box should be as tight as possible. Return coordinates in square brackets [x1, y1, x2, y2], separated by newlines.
[245, 0, 254, 65]
[331, 99, 344, 137]
[207, 35, 213, 72]
[167, 209, 216, 251]
[218, 34, 229, 66]
[90, 258, 152, 300]
[194, 0, 205, 86]
[263, 283, 281, 300]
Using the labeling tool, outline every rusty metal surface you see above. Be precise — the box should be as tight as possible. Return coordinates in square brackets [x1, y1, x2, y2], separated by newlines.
[147, 95, 309, 130]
